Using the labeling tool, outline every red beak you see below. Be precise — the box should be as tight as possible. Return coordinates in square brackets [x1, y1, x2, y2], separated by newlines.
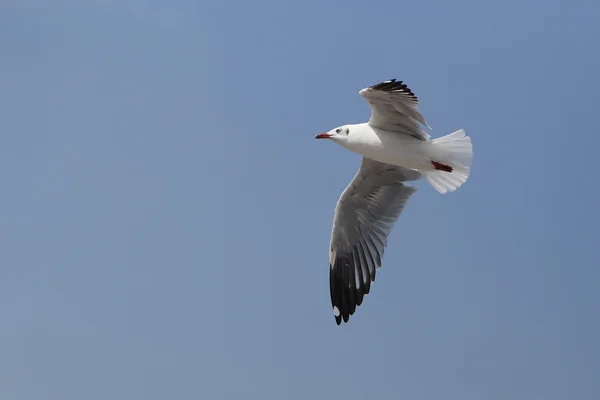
[315, 133, 331, 139]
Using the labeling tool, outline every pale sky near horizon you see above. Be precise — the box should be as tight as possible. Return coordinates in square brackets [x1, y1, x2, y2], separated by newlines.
[1, 1, 599, 399]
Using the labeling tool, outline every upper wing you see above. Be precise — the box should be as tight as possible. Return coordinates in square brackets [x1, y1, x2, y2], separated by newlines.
[359, 79, 431, 141]
[329, 157, 421, 325]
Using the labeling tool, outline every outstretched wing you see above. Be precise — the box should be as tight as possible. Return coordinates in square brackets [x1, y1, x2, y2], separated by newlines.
[329, 157, 421, 325]
[359, 79, 431, 141]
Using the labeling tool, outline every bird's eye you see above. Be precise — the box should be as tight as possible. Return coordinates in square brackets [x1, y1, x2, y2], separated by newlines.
[335, 128, 341, 133]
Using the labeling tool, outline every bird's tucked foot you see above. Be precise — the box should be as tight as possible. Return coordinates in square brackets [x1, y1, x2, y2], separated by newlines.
[431, 161, 453, 172]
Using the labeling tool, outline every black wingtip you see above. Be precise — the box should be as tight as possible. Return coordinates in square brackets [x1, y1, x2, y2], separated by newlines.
[369, 79, 419, 102]
[329, 255, 372, 326]
[330, 260, 356, 325]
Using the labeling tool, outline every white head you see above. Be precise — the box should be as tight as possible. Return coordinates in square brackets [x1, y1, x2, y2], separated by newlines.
[314, 125, 350, 143]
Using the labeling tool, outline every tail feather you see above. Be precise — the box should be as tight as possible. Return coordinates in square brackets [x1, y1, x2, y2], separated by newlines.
[425, 129, 472, 194]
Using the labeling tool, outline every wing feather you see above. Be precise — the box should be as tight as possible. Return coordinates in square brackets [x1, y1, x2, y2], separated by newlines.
[359, 79, 431, 141]
[328, 157, 421, 325]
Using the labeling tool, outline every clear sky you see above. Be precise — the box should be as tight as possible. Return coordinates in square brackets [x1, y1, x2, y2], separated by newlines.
[1, 0, 599, 399]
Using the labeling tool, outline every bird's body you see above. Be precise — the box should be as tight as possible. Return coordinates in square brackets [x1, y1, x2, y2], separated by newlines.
[315, 79, 473, 325]
[331, 122, 445, 172]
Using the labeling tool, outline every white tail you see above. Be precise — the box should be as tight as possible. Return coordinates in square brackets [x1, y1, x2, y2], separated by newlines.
[425, 129, 473, 194]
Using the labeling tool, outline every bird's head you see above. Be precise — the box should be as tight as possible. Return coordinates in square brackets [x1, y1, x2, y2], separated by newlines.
[315, 125, 350, 142]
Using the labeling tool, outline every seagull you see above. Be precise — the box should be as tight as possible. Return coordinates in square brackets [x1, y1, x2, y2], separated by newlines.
[315, 79, 473, 325]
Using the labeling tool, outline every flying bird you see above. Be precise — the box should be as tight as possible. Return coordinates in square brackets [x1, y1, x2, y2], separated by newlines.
[315, 79, 473, 325]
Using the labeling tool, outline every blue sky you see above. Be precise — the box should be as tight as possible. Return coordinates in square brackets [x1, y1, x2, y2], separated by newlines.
[1, 0, 599, 398]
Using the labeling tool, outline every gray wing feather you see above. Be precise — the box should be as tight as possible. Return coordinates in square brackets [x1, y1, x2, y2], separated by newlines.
[329, 157, 421, 325]
[359, 79, 431, 141]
